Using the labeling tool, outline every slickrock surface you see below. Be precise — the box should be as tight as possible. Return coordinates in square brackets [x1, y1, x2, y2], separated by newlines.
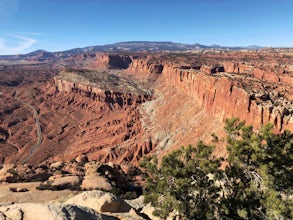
[65, 190, 131, 213]
[0, 190, 153, 220]
[0, 203, 116, 220]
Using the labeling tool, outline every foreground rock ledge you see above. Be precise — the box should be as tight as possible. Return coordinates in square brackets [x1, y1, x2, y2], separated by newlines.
[65, 190, 131, 213]
[0, 203, 116, 220]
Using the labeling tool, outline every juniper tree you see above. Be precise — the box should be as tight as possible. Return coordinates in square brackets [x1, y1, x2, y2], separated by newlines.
[140, 118, 293, 220]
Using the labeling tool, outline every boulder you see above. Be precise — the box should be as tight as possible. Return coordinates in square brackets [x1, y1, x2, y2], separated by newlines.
[81, 174, 112, 191]
[0, 203, 115, 220]
[51, 175, 80, 187]
[84, 162, 100, 175]
[65, 190, 131, 213]
[50, 161, 63, 169]
[141, 203, 161, 220]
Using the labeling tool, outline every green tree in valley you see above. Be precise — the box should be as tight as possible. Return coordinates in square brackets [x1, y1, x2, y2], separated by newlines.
[140, 118, 293, 219]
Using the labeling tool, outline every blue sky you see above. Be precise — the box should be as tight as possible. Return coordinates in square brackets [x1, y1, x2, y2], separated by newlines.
[0, 0, 293, 55]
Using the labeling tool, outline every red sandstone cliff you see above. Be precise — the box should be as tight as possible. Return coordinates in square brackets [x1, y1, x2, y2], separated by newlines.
[127, 55, 293, 132]
[49, 53, 293, 165]
[43, 69, 154, 165]
[2, 51, 292, 165]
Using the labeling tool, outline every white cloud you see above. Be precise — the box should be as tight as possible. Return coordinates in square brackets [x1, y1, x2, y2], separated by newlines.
[0, 34, 37, 55]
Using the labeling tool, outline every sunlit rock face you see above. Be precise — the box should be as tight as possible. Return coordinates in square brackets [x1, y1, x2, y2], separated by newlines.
[0, 49, 292, 165]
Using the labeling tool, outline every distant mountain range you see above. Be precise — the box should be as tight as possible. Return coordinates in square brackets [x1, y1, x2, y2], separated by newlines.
[0, 41, 264, 59]
[58, 41, 264, 54]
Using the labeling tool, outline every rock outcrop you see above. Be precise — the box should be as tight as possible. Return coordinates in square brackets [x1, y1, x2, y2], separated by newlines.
[0, 203, 114, 220]
[81, 162, 112, 191]
[45, 175, 81, 190]
[65, 190, 131, 213]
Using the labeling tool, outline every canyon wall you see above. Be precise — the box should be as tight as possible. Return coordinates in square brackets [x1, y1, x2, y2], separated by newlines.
[3, 52, 292, 165]
[48, 69, 154, 165]
[90, 53, 132, 70]
[50, 53, 293, 164]
[127, 57, 293, 132]
[163, 66, 292, 131]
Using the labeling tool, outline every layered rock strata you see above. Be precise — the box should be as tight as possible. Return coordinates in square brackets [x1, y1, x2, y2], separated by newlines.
[49, 69, 154, 164]
[127, 53, 293, 132]
[1, 50, 292, 165]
